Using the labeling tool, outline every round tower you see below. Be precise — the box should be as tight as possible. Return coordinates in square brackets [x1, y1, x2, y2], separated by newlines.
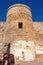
[7, 4, 32, 21]
[4, 4, 41, 63]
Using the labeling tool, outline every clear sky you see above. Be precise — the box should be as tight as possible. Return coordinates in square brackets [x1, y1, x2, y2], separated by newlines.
[0, 0, 43, 22]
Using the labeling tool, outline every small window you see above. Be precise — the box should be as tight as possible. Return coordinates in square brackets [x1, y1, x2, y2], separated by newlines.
[18, 22, 23, 29]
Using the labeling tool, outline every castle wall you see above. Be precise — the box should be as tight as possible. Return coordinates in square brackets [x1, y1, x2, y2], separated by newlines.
[0, 4, 43, 63]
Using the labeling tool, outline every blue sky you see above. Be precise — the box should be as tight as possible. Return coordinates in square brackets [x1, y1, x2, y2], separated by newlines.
[0, 0, 43, 22]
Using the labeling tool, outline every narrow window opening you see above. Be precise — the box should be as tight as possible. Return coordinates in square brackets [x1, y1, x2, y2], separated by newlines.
[18, 22, 23, 29]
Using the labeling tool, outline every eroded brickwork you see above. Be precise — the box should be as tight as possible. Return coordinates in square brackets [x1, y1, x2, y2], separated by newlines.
[0, 4, 43, 63]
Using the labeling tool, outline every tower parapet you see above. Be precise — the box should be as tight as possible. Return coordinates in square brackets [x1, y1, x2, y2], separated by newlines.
[7, 4, 32, 21]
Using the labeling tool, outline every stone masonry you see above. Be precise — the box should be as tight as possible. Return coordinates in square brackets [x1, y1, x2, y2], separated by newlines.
[0, 4, 43, 63]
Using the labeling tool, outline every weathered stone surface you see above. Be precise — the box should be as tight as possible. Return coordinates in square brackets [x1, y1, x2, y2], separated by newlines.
[0, 4, 43, 63]
[33, 22, 43, 34]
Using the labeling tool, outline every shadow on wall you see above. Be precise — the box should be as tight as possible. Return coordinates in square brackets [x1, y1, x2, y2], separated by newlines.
[0, 43, 15, 65]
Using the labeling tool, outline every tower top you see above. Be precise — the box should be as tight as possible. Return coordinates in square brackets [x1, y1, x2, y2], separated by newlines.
[8, 4, 31, 11]
[7, 4, 32, 17]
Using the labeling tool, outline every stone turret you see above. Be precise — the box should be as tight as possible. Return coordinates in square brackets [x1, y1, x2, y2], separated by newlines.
[0, 4, 43, 62]
[5, 4, 41, 45]
[4, 4, 41, 63]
